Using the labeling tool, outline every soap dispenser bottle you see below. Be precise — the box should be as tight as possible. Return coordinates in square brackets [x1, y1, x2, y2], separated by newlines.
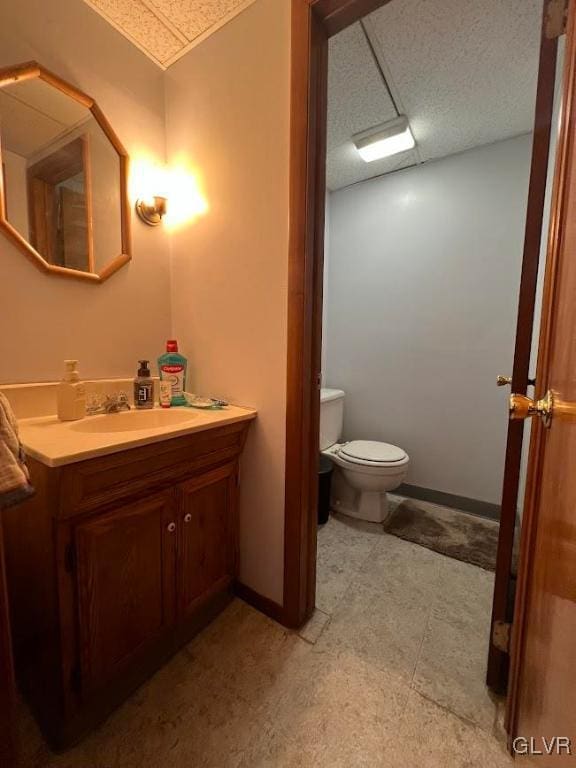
[57, 360, 86, 421]
[134, 360, 154, 409]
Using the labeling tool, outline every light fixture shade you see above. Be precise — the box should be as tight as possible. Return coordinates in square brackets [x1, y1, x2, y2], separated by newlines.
[354, 116, 415, 163]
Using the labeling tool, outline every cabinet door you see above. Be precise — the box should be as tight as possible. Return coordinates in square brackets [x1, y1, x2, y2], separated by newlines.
[0, 521, 17, 767]
[74, 491, 176, 693]
[177, 464, 237, 618]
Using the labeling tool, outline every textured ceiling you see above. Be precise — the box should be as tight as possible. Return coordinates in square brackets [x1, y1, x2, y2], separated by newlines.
[327, 0, 543, 190]
[81, 0, 256, 68]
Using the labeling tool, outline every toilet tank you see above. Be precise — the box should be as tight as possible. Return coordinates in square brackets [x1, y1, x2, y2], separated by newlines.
[319, 388, 345, 450]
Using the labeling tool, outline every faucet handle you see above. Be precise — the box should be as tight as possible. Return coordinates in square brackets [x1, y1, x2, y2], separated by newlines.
[116, 391, 131, 410]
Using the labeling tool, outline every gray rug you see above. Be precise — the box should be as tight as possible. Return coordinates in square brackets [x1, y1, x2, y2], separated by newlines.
[385, 497, 500, 571]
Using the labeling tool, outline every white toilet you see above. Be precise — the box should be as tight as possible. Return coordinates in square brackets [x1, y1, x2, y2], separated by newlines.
[320, 388, 409, 523]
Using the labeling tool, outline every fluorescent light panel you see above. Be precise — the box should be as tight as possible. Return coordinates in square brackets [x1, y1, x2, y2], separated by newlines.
[354, 116, 415, 163]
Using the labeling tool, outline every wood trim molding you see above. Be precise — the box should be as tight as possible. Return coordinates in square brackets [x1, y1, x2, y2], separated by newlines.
[234, 582, 286, 625]
[310, 0, 394, 36]
[0, 61, 131, 283]
[486, 0, 559, 694]
[284, 0, 392, 629]
[284, 0, 323, 630]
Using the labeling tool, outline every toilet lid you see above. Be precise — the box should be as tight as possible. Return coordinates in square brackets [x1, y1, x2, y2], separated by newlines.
[340, 440, 407, 464]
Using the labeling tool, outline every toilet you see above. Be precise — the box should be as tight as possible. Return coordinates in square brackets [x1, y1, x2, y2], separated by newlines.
[320, 388, 409, 523]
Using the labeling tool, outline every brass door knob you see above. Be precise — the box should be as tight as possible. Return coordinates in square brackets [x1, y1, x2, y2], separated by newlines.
[509, 391, 554, 428]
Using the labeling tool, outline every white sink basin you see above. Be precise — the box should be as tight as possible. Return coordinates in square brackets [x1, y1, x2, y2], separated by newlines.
[18, 403, 256, 467]
[70, 409, 198, 434]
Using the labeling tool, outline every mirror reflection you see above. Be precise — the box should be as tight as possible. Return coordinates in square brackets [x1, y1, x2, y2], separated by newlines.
[0, 70, 126, 276]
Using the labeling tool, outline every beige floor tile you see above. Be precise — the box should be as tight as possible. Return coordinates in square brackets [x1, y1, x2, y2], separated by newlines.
[434, 554, 495, 626]
[354, 532, 444, 607]
[411, 553, 499, 730]
[413, 612, 498, 731]
[385, 690, 514, 768]
[316, 514, 382, 614]
[298, 608, 331, 644]
[316, 527, 443, 684]
[243, 648, 410, 768]
[43, 643, 270, 768]
[318, 579, 432, 682]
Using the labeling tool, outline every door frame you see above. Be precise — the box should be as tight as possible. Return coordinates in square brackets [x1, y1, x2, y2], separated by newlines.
[486, 0, 561, 693]
[506, 0, 575, 741]
[283, 0, 564, 696]
[283, 0, 395, 628]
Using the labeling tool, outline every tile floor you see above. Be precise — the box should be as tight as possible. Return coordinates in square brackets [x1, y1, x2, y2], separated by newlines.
[20, 502, 513, 768]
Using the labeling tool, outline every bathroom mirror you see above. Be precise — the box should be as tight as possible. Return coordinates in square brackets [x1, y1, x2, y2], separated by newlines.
[0, 62, 131, 282]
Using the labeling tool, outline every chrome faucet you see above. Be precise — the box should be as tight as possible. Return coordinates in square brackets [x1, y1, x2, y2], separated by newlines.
[86, 391, 131, 415]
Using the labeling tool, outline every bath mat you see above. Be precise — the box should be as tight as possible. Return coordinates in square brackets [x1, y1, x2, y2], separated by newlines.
[385, 497, 500, 571]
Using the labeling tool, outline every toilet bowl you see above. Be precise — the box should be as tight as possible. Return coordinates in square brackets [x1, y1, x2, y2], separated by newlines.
[320, 389, 409, 523]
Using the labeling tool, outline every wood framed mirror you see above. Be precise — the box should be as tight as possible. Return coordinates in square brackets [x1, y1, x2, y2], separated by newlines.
[0, 62, 131, 283]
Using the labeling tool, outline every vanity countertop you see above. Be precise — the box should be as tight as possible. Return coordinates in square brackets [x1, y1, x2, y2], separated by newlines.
[19, 405, 256, 467]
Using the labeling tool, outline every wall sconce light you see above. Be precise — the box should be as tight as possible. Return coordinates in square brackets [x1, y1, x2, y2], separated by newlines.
[135, 196, 168, 226]
[132, 157, 208, 230]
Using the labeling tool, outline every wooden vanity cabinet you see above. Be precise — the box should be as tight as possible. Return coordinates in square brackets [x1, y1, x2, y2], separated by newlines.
[74, 490, 178, 695]
[177, 466, 237, 621]
[2, 420, 250, 749]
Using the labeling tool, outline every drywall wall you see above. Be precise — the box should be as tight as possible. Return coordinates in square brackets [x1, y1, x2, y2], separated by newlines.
[323, 135, 532, 505]
[0, 0, 171, 383]
[165, 0, 290, 602]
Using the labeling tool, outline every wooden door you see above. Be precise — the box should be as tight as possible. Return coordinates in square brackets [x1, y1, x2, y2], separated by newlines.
[59, 186, 89, 270]
[487, 0, 565, 692]
[74, 491, 177, 693]
[177, 465, 236, 619]
[507, 1, 576, 756]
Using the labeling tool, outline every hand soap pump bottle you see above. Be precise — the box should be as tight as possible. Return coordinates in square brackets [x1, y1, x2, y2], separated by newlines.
[134, 360, 154, 409]
[158, 340, 187, 406]
[57, 360, 86, 421]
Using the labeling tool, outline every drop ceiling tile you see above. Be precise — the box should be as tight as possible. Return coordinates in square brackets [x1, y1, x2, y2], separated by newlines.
[327, 22, 399, 190]
[327, 0, 542, 190]
[149, 0, 252, 43]
[366, 0, 541, 162]
[84, 0, 184, 64]
[328, 23, 397, 150]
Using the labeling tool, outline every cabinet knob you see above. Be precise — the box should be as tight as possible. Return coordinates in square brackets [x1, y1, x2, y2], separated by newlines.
[184, 513, 192, 524]
[167, 522, 176, 533]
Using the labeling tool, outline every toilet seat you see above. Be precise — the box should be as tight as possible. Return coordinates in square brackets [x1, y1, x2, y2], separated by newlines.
[339, 440, 407, 467]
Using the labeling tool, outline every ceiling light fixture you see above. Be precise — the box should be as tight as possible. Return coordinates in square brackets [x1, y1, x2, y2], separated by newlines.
[353, 116, 415, 163]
